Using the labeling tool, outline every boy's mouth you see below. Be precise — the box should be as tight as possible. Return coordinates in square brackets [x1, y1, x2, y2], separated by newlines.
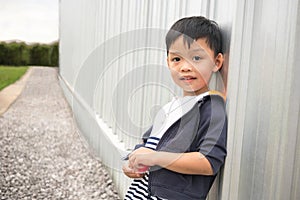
[180, 76, 197, 81]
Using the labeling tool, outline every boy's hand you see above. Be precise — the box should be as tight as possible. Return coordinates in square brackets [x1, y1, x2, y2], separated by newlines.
[128, 147, 156, 172]
[122, 162, 145, 178]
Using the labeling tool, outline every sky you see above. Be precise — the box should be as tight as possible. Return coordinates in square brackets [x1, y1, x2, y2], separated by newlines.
[0, 0, 59, 44]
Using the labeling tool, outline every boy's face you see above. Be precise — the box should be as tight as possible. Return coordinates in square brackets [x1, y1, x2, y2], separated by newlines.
[167, 36, 223, 96]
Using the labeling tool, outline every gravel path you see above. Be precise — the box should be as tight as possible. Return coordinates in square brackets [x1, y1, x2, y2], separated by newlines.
[0, 67, 121, 200]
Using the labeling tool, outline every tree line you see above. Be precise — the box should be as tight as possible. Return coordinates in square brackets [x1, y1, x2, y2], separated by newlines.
[0, 41, 59, 66]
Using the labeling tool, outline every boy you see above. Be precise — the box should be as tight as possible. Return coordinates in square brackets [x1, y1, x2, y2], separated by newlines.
[123, 16, 227, 200]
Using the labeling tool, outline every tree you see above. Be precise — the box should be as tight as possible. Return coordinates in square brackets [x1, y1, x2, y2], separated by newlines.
[0, 43, 7, 65]
[0, 41, 59, 66]
[49, 42, 59, 66]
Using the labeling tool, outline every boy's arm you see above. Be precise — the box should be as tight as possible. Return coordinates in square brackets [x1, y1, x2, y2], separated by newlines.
[155, 151, 213, 175]
[128, 147, 213, 175]
[128, 96, 227, 176]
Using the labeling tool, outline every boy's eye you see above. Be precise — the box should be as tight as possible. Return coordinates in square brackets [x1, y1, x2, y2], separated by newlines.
[172, 57, 181, 62]
[192, 56, 201, 61]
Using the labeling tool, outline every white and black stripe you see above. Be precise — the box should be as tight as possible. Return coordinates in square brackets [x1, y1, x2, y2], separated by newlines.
[145, 136, 160, 150]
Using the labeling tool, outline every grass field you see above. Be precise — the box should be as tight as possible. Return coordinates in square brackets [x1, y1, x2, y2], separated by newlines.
[0, 66, 29, 91]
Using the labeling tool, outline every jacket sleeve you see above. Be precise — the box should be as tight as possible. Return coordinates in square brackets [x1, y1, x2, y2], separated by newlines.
[194, 95, 227, 175]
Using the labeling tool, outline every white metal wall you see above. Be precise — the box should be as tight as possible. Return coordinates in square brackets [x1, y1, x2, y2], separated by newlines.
[59, 0, 300, 199]
[222, 0, 300, 199]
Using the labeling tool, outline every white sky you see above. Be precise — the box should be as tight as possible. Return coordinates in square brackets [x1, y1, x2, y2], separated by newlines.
[0, 0, 59, 44]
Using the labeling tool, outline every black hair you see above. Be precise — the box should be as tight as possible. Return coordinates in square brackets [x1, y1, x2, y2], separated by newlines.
[166, 16, 223, 56]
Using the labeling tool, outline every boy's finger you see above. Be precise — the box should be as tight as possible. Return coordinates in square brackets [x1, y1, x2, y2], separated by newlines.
[122, 164, 134, 173]
[126, 172, 145, 178]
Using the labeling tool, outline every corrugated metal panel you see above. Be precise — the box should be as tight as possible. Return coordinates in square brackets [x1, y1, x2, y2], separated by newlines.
[222, 0, 300, 200]
[59, 0, 300, 199]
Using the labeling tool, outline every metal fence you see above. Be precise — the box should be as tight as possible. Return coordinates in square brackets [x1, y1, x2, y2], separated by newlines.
[59, 0, 300, 199]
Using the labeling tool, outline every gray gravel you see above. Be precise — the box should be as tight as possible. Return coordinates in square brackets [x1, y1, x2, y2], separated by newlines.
[0, 67, 121, 200]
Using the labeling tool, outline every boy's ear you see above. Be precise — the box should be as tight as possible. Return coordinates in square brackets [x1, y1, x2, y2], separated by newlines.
[212, 53, 224, 72]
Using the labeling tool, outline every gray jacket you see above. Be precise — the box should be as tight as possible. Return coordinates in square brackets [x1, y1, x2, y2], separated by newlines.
[142, 95, 227, 200]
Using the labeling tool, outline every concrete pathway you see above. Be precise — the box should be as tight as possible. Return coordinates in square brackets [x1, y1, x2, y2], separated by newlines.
[0, 67, 32, 115]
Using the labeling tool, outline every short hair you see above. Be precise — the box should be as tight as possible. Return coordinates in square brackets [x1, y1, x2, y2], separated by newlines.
[165, 16, 223, 56]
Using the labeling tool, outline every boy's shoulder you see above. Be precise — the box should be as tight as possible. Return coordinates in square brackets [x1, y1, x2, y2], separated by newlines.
[208, 90, 226, 101]
[201, 91, 226, 106]
[199, 91, 226, 117]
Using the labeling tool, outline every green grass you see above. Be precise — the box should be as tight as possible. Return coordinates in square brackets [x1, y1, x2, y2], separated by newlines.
[0, 66, 29, 91]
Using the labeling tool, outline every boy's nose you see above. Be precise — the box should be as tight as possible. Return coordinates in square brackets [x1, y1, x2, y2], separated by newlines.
[180, 62, 193, 72]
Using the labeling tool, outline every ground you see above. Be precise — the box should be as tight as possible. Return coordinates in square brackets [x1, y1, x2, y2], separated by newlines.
[0, 67, 121, 200]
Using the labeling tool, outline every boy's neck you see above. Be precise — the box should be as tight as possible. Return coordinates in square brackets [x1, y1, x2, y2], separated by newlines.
[182, 90, 226, 101]
[183, 88, 209, 97]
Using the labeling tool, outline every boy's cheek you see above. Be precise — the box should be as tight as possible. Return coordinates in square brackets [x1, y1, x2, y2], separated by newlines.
[170, 72, 180, 83]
